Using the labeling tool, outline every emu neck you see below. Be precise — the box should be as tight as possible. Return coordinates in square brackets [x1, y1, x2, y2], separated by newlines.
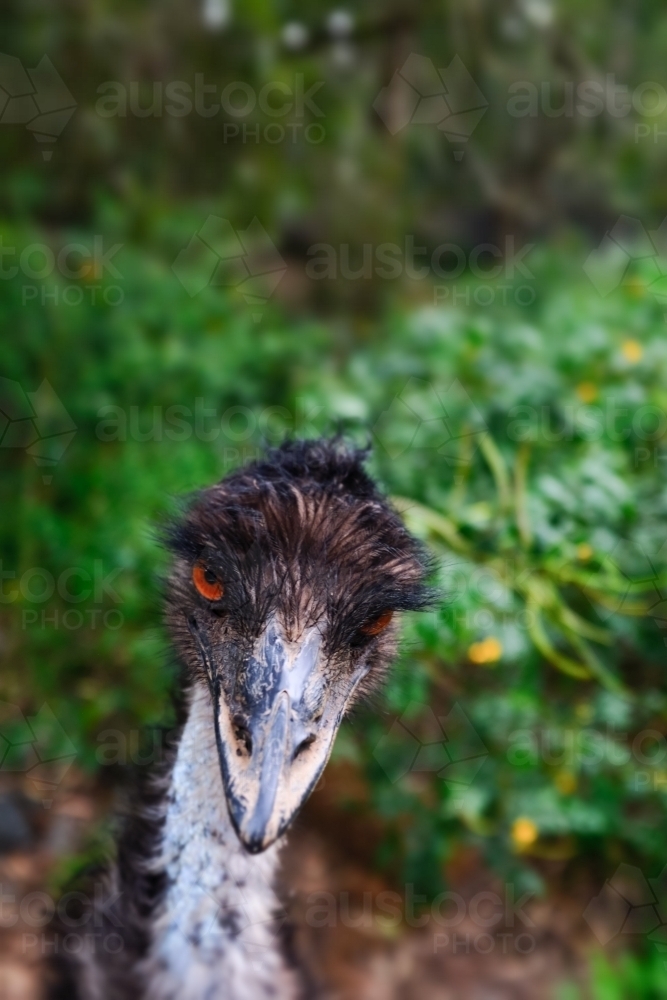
[142, 683, 297, 1000]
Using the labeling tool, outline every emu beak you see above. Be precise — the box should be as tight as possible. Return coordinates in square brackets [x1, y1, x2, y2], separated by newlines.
[206, 620, 355, 854]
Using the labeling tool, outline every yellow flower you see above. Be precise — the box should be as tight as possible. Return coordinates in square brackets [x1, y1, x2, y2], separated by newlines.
[576, 382, 598, 403]
[555, 771, 577, 795]
[653, 771, 667, 790]
[79, 260, 103, 282]
[511, 817, 538, 850]
[621, 339, 643, 363]
[468, 637, 503, 665]
[626, 277, 645, 298]
[576, 543, 593, 561]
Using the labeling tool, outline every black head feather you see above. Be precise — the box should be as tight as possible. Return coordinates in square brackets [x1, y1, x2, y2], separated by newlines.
[163, 437, 432, 678]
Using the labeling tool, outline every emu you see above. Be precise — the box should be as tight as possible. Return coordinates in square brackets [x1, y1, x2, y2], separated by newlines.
[50, 439, 430, 1000]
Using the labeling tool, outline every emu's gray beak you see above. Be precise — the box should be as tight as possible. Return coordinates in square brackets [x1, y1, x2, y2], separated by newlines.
[209, 620, 355, 854]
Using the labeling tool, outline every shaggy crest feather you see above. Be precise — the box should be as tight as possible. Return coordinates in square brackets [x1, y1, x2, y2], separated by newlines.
[165, 438, 431, 666]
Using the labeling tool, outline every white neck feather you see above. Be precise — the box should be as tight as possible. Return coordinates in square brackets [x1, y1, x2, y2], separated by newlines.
[140, 684, 298, 1000]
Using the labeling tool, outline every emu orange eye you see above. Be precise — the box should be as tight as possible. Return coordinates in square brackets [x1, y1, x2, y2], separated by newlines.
[361, 610, 393, 636]
[192, 563, 224, 601]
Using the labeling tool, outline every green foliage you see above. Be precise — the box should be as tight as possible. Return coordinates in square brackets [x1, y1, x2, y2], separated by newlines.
[558, 949, 667, 1000]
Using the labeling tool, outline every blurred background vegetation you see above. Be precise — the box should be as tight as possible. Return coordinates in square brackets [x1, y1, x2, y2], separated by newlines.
[3, 1, 667, 996]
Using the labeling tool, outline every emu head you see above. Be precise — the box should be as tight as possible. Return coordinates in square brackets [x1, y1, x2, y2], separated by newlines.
[164, 440, 430, 854]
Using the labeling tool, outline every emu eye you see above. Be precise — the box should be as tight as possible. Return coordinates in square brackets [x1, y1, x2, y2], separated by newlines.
[360, 610, 393, 636]
[192, 563, 224, 601]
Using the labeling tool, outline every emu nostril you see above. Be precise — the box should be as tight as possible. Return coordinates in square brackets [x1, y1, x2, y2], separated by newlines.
[294, 733, 316, 759]
[232, 717, 252, 755]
